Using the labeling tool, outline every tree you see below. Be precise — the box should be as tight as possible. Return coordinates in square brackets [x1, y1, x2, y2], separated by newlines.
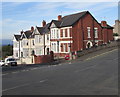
[2, 44, 13, 59]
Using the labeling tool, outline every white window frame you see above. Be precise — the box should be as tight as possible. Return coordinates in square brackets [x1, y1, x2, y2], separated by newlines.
[87, 27, 91, 38]
[47, 34, 49, 40]
[63, 44, 66, 52]
[51, 29, 53, 39]
[54, 29, 55, 39]
[67, 28, 70, 37]
[63, 29, 65, 37]
[54, 43, 56, 52]
[57, 29, 59, 38]
[94, 28, 98, 38]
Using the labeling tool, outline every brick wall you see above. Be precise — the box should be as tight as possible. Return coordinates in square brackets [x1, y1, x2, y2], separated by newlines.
[34, 54, 54, 64]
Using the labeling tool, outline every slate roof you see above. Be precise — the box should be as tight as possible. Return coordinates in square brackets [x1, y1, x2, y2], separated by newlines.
[36, 23, 50, 35]
[50, 11, 88, 28]
[106, 24, 113, 29]
[60, 11, 87, 27]
[51, 20, 61, 27]
[14, 35, 21, 41]
[43, 23, 50, 34]
[100, 24, 113, 29]
[24, 31, 33, 38]
[50, 11, 113, 29]
[36, 27, 44, 35]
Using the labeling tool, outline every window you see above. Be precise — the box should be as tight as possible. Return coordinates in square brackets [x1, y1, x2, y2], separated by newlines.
[54, 43, 56, 52]
[87, 27, 91, 38]
[21, 52, 23, 57]
[40, 49, 42, 55]
[60, 29, 63, 37]
[32, 40, 34, 45]
[54, 29, 55, 38]
[67, 29, 70, 37]
[52, 43, 54, 51]
[57, 30, 59, 38]
[38, 36, 40, 43]
[63, 29, 65, 37]
[65, 29, 67, 37]
[14, 42, 17, 48]
[63, 44, 66, 52]
[26, 42, 28, 46]
[47, 34, 49, 40]
[25, 40, 28, 46]
[94, 28, 98, 38]
[51, 30, 53, 39]
[68, 43, 71, 52]
[16, 53, 18, 57]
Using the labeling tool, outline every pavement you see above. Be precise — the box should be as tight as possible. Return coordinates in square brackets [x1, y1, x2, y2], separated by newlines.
[1, 47, 119, 95]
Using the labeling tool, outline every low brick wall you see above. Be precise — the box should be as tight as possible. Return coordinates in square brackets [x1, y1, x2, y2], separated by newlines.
[34, 55, 54, 64]
[77, 41, 119, 57]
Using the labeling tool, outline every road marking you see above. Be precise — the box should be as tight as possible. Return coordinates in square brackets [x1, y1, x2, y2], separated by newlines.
[75, 64, 98, 73]
[39, 79, 47, 83]
[30, 68, 38, 70]
[2, 49, 118, 76]
[2, 83, 30, 92]
[21, 70, 26, 72]
[48, 66, 51, 67]
[84, 49, 117, 61]
[58, 64, 62, 66]
[12, 71, 19, 74]
[2, 79, 47, 92]
[1, 73, 9, 76]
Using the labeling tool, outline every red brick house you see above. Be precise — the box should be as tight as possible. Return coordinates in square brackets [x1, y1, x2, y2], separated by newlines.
[49, 11, 113, 57]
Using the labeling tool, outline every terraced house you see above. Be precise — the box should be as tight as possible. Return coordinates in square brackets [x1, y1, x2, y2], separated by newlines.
[33, 20, 50, 56]
[13, 11, 114, 63]
[49, 11, 113, 57]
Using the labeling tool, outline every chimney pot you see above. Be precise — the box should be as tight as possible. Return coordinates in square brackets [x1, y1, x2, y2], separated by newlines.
[42, 20, 46, 27]
[31, 26, 34, 32]
[101, 21, 107, 27]
[21, 30, 24, 35]
[58, 15, 62, 21]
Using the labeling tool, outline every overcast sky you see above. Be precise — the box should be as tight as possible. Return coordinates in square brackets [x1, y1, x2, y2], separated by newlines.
[1, 2, 118, 39]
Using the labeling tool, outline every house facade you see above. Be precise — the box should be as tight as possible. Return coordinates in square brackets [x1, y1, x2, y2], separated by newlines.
[49, 11, 113, 57]
[19, 28, 35, 58]
[33, 20, 50, 56]
[13, 35, 21, 59]
[113, 20, 120, 35]
[13, 11, 114, 62]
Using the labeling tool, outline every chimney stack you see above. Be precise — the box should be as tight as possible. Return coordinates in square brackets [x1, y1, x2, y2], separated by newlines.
[58, 15, 62, 21]
[21, 30, 24, 35]
[42, 20, 46, 27]
[101, 21, 107, 27]
[31, 26, 34, 32]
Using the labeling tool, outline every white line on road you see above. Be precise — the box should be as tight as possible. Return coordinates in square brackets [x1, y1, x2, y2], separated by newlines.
[75, 64, 98, 73]
[30, 68, 38, 70]
[12, 71, 19, 74]
[2, 48, 118, 76]
[2, 83, 30, 92]
[84, 49, 118, 61]
[2, 79, 47, 92]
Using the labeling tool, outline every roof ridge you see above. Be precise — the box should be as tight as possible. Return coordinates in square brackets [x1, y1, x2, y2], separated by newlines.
[62, 11, 88, 18]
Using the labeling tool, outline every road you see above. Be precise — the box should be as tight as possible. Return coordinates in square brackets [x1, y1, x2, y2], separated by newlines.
[2, 48, 118, 95]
